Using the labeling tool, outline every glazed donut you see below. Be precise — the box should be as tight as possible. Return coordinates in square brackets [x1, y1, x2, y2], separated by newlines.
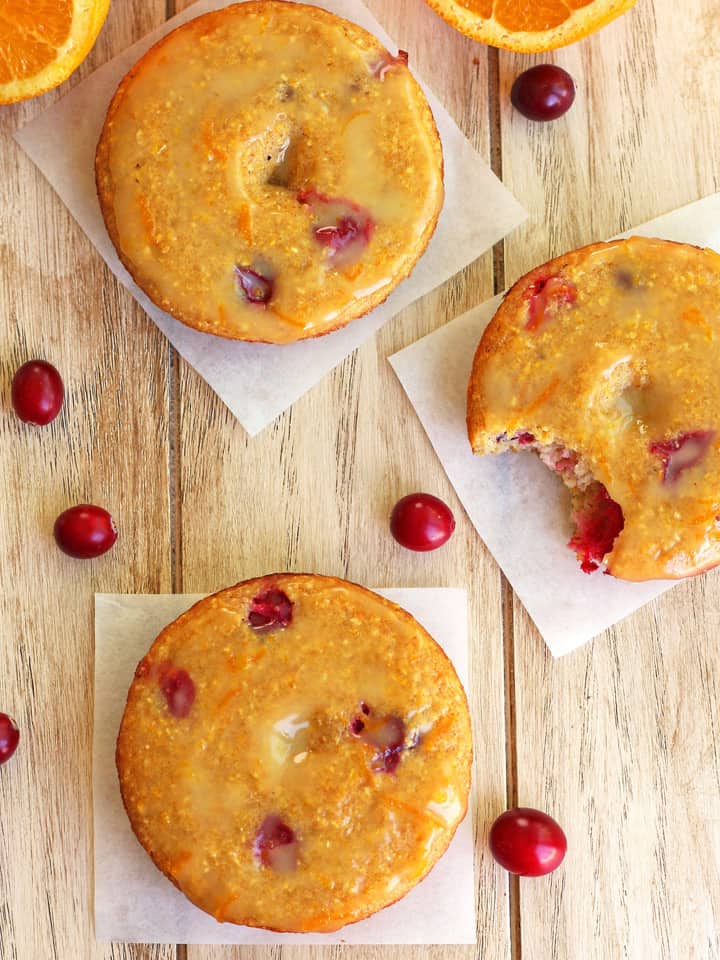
[467, 236, 720, 581]
[96, 2, 444, 344]
[117, 574, 471, 932]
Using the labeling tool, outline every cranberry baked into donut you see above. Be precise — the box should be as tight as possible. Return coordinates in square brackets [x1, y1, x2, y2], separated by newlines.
[467, 237, 720, 581]
[117, 574, 471, 932]
[95, 2, 443, 343]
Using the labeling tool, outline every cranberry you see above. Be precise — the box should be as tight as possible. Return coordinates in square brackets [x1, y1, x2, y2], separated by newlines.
[254, 814, 299, 872]
[11, 360, 64, 426]
[234, 265, 273, 305]
[53, 504, 118, 559]
[349, 703, 408, 774]
[298, 190, 375, 263]
[649, 430, 715, 485]
[159, 666, 196, 718]
[568, 483, 624, 574]
[390, 493, 455, 552]
[511, 65, 576, 122]
[0, 713, 19, 765]
[489, 807, 567, 877]
[248, 588, 293, 631]
[525, 275, 577, 331]
[314, 215, 373, 257]
[371, 49, 409, 80]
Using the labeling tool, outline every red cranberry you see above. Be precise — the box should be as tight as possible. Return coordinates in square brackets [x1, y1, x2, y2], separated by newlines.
[53, 504, 118, 559]
[0, 713, 19, 765]
[649, 430, 715, 485]
[314, 215, 374, 257]
[11, 360, 64, 425]
[349, 703, 408, 774]
[511, 65, 576, 122]
[254, 814, 299, 872]
[248, 588, 293, 630]
[234, 265, 273, 305]
[390, 493, 455, 551]
[525, 275, 577, 331]
[371, 49, 409, 80]
[569, 483, 624, 574]
[489, 807, 567, 877]
[159, 666, 196, 718]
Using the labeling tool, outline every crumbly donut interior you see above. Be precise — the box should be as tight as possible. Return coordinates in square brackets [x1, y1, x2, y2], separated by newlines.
[490, 432, 625, 573]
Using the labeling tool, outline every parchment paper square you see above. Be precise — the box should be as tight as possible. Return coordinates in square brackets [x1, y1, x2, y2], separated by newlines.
[94, 588, 474, 944]
[15, 0, 526, 436]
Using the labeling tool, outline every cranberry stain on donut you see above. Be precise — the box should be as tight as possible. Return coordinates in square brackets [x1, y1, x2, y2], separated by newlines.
[349, 702, 409, 774]
[158, 665, 196, 718]
[649, 430, 716, 485]
[370, 49, 409, 80]
[298, 189, 375, 265]
[254, 814, 299, 872]
[524, 275, 577, 331]
[234, 265, 274, 306]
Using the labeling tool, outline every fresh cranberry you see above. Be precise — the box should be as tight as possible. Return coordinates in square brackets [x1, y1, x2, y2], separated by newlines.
[254, 814, 299, 872]
[53, 504, 118, 559]
[349, 703, 407, 774]
[0, 713, 19, 765]
[234, 265, 273, 305]
[525, 275, 577, 331]
[248, 588, 293, 630]
[489, 807, 567, 876]
[11, 360, 64, 426]
[511, 65, 576, 122]
[568, 484, 624, 574]
[390, 493, 455, 551]
[159, 666, 195, 718]
[649, 430, 715, 485]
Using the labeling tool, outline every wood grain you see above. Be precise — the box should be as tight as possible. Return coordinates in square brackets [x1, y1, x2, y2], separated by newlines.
[0, 2, 173, 960]
[497, 0, 720, 957]
[172, 3, 507, 960]
[3, 0, 719, 957]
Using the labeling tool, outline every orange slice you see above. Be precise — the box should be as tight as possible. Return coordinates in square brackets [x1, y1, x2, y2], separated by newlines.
[0, 0, 110, 105]
[423, 0, 637, 52]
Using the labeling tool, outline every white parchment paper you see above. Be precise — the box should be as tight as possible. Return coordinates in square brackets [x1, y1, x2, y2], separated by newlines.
[94, 588, 474, 945]
[390, 193, 720, 657]
[15, 0, 526, 437]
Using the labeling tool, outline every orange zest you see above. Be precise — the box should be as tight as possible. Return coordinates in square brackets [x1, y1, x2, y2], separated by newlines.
[0, 0, 110, 105]
[523, 375, 560, 415]
[422, 0, 637, 52]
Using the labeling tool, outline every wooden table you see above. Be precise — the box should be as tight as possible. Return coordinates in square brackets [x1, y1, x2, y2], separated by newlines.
[2, 0, 719, 957]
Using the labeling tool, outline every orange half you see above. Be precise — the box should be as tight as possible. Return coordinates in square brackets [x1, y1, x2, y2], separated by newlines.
[423, 0, 638, 52]
[0, 0, 110, 105]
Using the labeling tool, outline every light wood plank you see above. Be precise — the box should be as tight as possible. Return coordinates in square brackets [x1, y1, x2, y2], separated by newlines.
[499, 0, 720, 956]
[174, 2, 509, 960]
[0, 2, 175, 959]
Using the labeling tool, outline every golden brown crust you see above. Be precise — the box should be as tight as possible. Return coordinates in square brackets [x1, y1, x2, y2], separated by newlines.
[95, 2, 444, 344]
[467, 236, 720, 581]
[117, 573, 471, 932]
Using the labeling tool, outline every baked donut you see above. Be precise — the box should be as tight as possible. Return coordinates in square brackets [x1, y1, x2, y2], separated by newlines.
[116, 574, 471, 932]
[95, 2, 444, 344]
[467, 236, 720, 581]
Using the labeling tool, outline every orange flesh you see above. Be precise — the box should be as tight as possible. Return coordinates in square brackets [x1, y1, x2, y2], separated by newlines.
[0, 1, 74, 79]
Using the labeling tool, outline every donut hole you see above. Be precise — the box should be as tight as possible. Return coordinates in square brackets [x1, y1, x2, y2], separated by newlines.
[234, 114, 312, 193]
